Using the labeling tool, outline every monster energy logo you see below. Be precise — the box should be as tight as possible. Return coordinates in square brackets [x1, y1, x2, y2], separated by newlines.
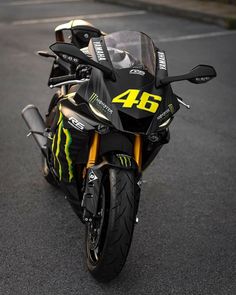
[116, 154, 132, 167]
[89, 92, 113, 115]
[63, 128, 73, 182]
[51, 111, 74, 183]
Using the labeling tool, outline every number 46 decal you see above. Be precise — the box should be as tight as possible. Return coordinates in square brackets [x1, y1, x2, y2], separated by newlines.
[112, 89, 162, 113]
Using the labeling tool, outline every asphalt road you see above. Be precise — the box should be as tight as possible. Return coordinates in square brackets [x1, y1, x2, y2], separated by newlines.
[0, 0, 236, 294]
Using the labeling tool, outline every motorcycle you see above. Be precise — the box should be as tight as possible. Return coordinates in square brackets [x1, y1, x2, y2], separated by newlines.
[22, 20, 216, 282]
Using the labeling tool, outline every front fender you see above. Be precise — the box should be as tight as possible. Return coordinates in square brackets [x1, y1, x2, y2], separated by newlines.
[103, 152, 138, 170]
[99, 132, 133, 157]
[82, 153, 139, 218]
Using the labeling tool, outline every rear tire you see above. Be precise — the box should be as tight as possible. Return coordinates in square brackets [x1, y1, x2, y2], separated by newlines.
[85, 168, 137, 282]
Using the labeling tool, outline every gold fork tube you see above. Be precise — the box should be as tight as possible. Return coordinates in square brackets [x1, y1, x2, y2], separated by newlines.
[134, 134, 142, 171]
[86, 132, 100, 168]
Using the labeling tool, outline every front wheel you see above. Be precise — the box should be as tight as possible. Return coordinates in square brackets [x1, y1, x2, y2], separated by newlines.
[85, 168, 137, 282]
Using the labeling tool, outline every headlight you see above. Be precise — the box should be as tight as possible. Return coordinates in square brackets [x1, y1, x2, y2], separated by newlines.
[158, 118, 171, 128]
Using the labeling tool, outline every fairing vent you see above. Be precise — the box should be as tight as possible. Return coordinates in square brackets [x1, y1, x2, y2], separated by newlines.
[119, 111, 153, 134]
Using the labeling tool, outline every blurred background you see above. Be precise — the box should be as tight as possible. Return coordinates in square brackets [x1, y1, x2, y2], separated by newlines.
[0, 0, 235, 294]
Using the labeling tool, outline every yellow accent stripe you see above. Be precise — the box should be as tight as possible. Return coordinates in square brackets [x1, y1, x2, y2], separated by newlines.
[64, 92, 76, 99]
[56, 118, 63, 180]
[52, 110, 63, 167]
[63, 128, 73, 182]
[52, 134, 56, 166]
[58, 105, 62, 117]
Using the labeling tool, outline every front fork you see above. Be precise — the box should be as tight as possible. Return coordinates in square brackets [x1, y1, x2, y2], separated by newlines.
[134, 134, 142, 172]
[86, 132, 100, 169]
[82, 132, 142, 221]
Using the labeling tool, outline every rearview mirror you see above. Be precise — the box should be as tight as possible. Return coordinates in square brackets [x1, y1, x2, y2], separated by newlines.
[37, 51, 56, 59]
[160, 64, 216, 85]
[188, 65, 217, 84]
[50, 42, 115, 80]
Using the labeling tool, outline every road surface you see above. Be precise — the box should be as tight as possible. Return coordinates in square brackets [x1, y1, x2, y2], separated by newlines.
[0, 0, 235, 294]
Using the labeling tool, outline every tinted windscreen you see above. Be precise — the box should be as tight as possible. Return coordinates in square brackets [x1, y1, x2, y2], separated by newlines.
[104, 31, 156, 75]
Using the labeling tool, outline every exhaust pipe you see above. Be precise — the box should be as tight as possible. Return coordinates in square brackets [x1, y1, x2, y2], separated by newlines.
[21, 105, 47, 155]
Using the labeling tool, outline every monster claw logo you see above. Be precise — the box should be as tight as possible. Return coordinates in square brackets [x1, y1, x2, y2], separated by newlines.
[89, 92, 113, 115]
[89, 92, 98, 103]
[51, 112, 74, 182]
[116, 154, 132, 167]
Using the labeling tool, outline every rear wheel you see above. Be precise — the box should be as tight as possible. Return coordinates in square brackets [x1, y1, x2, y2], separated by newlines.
[85, 168, 137, 282]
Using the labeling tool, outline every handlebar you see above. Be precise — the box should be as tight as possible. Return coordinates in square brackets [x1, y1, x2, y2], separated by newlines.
[49, 74, 77, 85]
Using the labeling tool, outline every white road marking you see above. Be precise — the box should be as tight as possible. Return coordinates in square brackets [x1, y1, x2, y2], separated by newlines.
[159, 30, 236, 43]
[12, 10, 147, 25]
[8, 0, 82, 5]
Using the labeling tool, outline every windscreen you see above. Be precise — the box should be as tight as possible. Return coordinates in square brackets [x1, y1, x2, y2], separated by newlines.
[104, 31, 156, 75]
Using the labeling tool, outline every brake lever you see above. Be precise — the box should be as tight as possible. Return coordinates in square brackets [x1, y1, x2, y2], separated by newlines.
[175, 94, 190, 109]
[49, 79, 89, 88]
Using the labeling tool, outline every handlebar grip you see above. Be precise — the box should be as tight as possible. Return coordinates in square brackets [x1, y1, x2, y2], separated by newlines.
[49, 74, 76, 85]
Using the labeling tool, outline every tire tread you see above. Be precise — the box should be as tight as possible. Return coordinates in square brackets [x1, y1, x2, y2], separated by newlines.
[86, 168, 138, 282]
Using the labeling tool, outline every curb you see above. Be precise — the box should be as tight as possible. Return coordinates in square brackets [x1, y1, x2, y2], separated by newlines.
[96, 0, 236, 29]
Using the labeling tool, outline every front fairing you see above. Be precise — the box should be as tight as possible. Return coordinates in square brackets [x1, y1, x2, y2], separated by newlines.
[76, 30, 179, 134]
[77, 67, 178, 135]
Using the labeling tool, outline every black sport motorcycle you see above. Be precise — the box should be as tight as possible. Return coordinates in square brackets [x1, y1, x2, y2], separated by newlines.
[22, 20, 216, 282]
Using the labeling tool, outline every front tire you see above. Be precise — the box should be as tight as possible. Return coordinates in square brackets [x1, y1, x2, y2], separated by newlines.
[86, 168, 137, 282]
